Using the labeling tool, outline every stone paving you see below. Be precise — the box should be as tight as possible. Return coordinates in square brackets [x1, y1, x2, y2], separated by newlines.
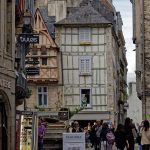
[86, 144, 139, 150]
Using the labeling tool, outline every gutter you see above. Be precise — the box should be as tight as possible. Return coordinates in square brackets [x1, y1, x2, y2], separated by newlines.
[142, 0, 146, 119]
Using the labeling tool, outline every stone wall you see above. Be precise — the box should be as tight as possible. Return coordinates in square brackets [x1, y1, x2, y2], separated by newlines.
[144, 0, 150, 118]
[0, 0, 16, 149]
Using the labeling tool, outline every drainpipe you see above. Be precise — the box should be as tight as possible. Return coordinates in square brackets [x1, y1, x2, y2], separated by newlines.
[142, 0, 146, 119]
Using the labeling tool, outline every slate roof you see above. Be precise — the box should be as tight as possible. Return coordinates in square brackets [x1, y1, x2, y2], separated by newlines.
[55, 3, 111, 26]
[38, 7, 56, 38]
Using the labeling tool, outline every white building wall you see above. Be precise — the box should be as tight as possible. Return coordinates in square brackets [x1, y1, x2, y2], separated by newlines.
[127, 82, 142, 124]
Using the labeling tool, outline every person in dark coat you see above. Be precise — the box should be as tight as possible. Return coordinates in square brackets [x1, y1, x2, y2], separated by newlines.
[100, 123, 113, 150]
[115, 124, 129, 150]
[72, 121, 82, 132]
[124, 117, 137, 150]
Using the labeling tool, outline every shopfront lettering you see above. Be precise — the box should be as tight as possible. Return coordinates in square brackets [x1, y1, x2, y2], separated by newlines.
[0, 79, 11, 89]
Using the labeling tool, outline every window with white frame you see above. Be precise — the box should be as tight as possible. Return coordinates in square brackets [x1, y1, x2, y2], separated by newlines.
[80, 88, 91, 108]
[38, 86, 48, 107]
[79, 56, 92, 75]
[79, 28, 91, 43]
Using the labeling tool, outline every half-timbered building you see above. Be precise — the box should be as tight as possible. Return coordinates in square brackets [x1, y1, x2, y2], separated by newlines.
[55, 0, 127, 124]
[26, 7, 63, 111]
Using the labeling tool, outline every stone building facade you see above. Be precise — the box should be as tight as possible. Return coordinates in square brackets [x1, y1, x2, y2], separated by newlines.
[0, 0, 16, 149]
[131, 0, 150, 119]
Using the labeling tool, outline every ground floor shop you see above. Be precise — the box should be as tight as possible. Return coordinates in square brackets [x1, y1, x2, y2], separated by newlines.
[0, 74, 16, 150]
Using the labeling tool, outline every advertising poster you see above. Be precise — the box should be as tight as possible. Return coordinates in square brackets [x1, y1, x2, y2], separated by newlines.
[63, 133, 85, 150]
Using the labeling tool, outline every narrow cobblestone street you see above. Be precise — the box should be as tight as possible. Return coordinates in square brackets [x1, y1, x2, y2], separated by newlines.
[86, 144, 139, 150]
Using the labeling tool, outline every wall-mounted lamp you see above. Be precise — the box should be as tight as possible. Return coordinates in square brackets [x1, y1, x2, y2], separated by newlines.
[23, 9, 32, 25]
[22, 9, 32, 33]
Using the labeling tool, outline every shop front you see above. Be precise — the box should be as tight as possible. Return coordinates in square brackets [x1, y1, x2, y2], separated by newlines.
[0, 76, 16, 150]
[0, 101, 8, 150]
[0, 90, 10, 150]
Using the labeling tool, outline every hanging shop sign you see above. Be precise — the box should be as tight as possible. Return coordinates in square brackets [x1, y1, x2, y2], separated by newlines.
[20, 111, 33, 116]
[18, 34, 39, 44]
[26, 67, 40, 75]
[25, 60, 39, 65]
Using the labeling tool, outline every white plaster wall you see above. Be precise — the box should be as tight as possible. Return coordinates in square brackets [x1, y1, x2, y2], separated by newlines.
[61, 27, 108, 111]
[127, 82, 142, 124]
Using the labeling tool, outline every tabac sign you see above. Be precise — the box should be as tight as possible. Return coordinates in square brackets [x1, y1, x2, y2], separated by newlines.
[18, 33, 39, 44]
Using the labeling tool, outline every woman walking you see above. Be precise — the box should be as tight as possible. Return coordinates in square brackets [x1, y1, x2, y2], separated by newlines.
[114, 124, 129, 150]
[100, 123, 114, 150]
[124, 117, 137, 150]
[140, 120, 150, 150]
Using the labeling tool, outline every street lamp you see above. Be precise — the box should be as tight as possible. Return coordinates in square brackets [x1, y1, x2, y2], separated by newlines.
[23, 9, 32, 25]
[22, 9, 32, 33]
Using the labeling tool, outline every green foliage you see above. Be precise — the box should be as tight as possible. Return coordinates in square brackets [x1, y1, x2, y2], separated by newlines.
[34, 105, 45, 111]
[69, 106, 85, 119]
[25, 88, 32, 99]
[123, 90, 128, 100]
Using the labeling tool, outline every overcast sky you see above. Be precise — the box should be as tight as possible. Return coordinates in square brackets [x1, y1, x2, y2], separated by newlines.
[113, 0, 136, 81]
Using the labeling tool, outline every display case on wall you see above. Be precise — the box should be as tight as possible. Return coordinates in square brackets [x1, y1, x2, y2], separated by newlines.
[16, 111, 35, 150]
[20, 115, 33, 150]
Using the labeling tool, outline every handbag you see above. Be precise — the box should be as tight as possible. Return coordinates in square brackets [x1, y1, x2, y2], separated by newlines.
[136, 134, 141, 145]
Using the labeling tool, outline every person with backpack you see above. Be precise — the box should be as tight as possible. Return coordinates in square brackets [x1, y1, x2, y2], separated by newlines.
[100, 122, 115, 150]
[92, 120, 103, 150]
[114, 124, 129, 150]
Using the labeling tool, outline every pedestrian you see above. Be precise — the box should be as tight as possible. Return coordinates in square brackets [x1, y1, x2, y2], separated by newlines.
[124, 117, 137, 150]
[38, 118, 45, 150]
[72, 121, 83, 132]
[140, 120, 150, 150]
[84, 127, 91, 148]
[136, 121, 143, 150]
[93, 120, 103, 150]
[87, 122, 91, 131]
[100, 122, 114, 150]
[114, 124, 129, 150]
[89, 122, 97, 148]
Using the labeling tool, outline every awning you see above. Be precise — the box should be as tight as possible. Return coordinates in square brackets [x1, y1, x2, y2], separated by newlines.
[70, 111, 110, 121]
